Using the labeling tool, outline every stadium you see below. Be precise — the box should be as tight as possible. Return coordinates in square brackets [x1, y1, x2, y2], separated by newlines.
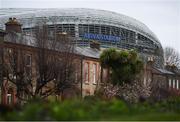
[0, 8, 164, 67]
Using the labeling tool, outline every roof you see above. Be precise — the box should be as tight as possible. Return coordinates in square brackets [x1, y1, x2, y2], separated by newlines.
[0, 8, 160, 45]
[4, 32, 36, 46]
[4, 32, 100, 59]
[75, 47, 100, 59]
[155, 68, 174, 75]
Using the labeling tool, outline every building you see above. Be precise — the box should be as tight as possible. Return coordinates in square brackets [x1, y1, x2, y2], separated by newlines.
[0, 8, 164, 68]
[0, 18, 110, 105]
[0, 9, 180, 105]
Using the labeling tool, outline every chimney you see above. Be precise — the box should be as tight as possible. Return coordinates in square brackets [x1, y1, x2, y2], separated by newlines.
[146, 56, 154, 67]
[5, 17, 22, 33]
[90, 41, 100, 50]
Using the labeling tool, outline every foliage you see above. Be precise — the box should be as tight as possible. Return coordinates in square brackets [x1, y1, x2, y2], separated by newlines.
[95, 80, 151, 103]
[164, 47, 180, 69]
[117, 80, 151, 103]
[0, 98, 180, 121]
[100, 48, 143, 85]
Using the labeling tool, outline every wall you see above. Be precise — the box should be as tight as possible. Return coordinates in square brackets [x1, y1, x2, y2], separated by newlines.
[82, 58, 101, 96]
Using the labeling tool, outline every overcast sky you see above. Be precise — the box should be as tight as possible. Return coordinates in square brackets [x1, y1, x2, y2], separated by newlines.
[1, 0, 180, 52]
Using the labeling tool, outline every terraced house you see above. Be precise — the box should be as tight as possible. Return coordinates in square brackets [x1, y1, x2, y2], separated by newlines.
[0, 18, 110, 105]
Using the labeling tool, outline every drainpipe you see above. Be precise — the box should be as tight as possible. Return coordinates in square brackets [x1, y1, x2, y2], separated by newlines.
[80, 55, 84, 99]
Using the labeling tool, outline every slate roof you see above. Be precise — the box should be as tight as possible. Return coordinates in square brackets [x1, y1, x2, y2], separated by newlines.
[4, 32, 36, 46]
[3, 32, 100, 59]
[155, 68, 174, 75]
[75, 47, 100, 59]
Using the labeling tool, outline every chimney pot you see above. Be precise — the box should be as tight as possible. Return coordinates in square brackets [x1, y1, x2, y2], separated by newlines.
[5, 17, 22, 33]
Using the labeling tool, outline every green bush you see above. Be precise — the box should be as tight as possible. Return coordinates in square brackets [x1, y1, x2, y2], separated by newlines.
[100, 48, 143, 85]
[0, 97, 180, 121]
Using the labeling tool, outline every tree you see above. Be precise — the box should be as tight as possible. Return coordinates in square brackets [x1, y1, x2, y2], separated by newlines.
[164, 47, 180, 69]
[98, 49, 145, 102]
[100, 48, 143, 85]
[3, 21, 78, 102]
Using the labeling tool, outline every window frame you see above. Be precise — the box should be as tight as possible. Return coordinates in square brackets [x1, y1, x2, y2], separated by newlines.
[84, 62, 89, 84]
[168, 79, 171, 88]
[173, 79, 176, 89]
[92, 63, 97, 84]
[177, 80, 179, 90]
[25, 54, 32, 67]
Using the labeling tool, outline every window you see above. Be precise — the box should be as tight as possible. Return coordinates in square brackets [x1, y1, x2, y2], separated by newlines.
[173, 79, 175, 88]
[25, 54, 32, 77]
[169, 79, 171, 88]
[177, 80, 179, 90]
[7, 89, 13, 105]
[7, 48, 12, 53]
[25, 54, 32, 66]
[75, 72, 78, 83]
[143, 77, 147, 86]
[7, 94, 12, 105]
[93, 63, 97, 84]
[84, 62, 89, 83]
[74, 65, 79, 83]
[74, 63, 81, 83]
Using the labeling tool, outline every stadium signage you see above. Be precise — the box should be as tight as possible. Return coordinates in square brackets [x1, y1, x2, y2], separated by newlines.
[83, 33, 120, 42]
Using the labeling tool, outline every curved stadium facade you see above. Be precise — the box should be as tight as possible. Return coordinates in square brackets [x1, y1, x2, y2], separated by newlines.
[0, 8, 164, 67]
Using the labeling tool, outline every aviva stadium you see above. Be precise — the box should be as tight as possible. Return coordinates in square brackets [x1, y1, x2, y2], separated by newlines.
[0, 8, 164, 67]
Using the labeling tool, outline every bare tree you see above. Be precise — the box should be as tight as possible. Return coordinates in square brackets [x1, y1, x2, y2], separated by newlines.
[3, 21, 79, 102]
[164, 47, 180, 68]
[33, 22, 77, 99]
[3, 32, 32, 102]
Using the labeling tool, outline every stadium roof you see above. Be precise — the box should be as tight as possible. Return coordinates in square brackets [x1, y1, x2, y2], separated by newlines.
[0, 8, 160, 44]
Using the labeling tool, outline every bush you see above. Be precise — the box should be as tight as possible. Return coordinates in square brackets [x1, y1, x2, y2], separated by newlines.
[0, 98, 180, 121]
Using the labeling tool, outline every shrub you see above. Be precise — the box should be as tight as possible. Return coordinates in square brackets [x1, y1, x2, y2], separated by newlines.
[100, 48, 143, 85]
[0, 98, 180, 121]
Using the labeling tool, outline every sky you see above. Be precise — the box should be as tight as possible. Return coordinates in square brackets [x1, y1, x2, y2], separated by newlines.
[0, 0, 180, 52]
